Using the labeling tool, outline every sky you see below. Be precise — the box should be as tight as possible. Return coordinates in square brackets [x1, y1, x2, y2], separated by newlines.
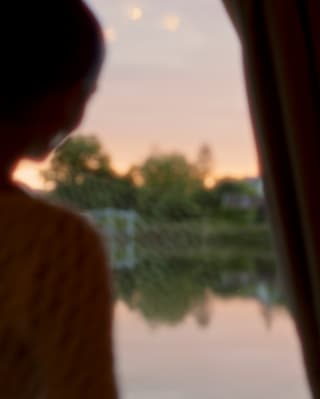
[15, 0, 258, 189]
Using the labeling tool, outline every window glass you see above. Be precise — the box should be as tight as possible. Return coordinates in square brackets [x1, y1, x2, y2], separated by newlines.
[16, 1, 310, 398]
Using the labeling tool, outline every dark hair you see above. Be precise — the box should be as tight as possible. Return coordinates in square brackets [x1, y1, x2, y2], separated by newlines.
[0, 0, 105, 119]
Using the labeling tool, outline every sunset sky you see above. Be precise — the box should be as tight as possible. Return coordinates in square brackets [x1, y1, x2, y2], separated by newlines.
[15, 0, 258, 189]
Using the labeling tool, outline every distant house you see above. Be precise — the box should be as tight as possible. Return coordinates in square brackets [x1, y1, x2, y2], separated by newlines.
[244, 177, 264, 197]
[222, 193, 254, 210]
[218, 177, 266, 218]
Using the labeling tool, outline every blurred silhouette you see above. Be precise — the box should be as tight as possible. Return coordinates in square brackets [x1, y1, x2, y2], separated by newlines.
[0, 1, 117, 398]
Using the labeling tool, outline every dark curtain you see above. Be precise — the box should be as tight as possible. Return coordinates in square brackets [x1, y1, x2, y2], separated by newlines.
[222, 0, 320, 397]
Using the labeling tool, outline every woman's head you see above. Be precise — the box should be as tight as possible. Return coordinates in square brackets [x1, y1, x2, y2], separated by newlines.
[0, 1, 106, 169]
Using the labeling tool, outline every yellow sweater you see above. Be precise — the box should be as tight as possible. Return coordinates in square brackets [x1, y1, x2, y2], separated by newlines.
[0, 187, 117, 398]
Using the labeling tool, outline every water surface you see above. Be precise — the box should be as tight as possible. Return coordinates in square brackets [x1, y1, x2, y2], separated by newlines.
[115, 296, 310, 399]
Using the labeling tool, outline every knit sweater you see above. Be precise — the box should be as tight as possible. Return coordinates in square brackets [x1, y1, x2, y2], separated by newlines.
[0, 187, 117, 398]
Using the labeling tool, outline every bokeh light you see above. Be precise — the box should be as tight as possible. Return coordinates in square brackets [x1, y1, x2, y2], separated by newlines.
[128, 6, 143, 21]
[104, 27, 117, 42]
[162, 14, 181, 32]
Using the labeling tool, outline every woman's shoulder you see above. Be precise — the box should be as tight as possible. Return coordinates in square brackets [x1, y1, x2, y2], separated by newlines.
[31, 195, 100, 240]
[22, 194, 109, 272]
[2, 188, 100, 244]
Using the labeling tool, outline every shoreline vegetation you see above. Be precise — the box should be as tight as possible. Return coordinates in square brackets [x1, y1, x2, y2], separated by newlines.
[42, 135, 281, 326]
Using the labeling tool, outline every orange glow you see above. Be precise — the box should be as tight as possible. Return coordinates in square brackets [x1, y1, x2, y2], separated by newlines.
[162, 14, 181, 32]
[13, 160, 48, 190]
[104, 27, 117, 42]
[130, 169, 144, 187]
[128, 7, 143, 21]
[13, 158, 258, 192]
[204, 175, 216, 189]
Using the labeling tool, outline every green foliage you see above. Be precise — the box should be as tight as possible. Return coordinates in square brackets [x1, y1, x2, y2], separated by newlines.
[108, 219, 280, 326]
[143, 190, 200, 221]
[43, 135, 113, 185]
[43, 134, 265, 223]
[113, 246, 280, 326]
[213, 178, 257, 201]
[43, 135, 137, 210]
[42, 135, 279, 328]
[135, 153, 202, 220]
[136, 221, 272, 253]
[139, 153, 200, 190]
[192, 187, 217, 215]
[193, 178, 263, 223]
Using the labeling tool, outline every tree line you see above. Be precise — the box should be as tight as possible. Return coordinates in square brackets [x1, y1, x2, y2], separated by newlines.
[43, 134, 265, 223]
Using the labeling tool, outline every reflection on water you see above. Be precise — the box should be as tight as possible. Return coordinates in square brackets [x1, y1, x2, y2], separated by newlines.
[109, 223, 310, 398]
[112, 247, 283, 328]
[114, 297, 310, 399]
[112, 249, 310, 399]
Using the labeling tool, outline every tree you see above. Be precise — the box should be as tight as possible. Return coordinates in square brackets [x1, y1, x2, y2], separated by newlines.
[213, 178, 257, 207]
[43, 135, 113, 186]
[134, 153, 202, 220]
[210, 178, 260, 223]
[139, 153, 200, 191]
[196, 144, 214, 183]
[43, 135, 136, 210]
[191, 145, 216, 217]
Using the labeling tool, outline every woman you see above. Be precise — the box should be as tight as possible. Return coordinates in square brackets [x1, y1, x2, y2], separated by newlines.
[0, 1, 118, 398]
